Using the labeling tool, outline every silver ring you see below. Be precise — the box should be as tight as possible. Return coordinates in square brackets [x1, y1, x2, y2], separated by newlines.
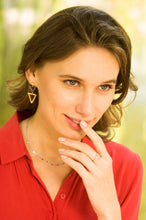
[92, 153, 100, 162]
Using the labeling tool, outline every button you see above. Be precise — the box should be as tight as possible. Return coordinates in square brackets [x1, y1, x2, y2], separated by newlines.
[60, 193, 66, 199]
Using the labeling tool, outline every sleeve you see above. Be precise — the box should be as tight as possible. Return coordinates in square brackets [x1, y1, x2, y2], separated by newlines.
[119, 153, 143, 220]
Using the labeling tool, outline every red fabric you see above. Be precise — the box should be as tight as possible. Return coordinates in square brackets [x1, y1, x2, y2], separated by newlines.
[0, 112, 143, 220]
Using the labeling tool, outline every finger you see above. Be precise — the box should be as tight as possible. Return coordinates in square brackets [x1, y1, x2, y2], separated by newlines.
[58, 137, 99, 161]
[92, 152, 101, 162]
[60, 154, 89, 178]
[59, 148, 96, 172]
[80, 121, 109, 158]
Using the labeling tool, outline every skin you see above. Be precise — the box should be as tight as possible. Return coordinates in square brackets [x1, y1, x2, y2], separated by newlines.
[25, 47, 121, 219]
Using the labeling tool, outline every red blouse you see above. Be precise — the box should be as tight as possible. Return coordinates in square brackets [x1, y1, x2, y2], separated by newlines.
[0, 112, 143, 220]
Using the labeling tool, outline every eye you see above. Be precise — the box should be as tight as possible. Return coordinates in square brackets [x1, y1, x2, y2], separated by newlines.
[64, 80, 79, 86]
[99, 84, 112, 91]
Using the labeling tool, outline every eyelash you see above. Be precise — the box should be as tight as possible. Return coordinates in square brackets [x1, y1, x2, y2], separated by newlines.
[99, 84, 112, 91]
[63, 80, 79, 86]
[63, 80, 113, 91]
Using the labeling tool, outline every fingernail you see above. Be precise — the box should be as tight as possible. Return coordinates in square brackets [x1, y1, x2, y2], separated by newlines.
[58, 137, 66, 142]
[58, 148, 65, 153]
[60, 155, 67, 159]
[80, 120, 88, 128]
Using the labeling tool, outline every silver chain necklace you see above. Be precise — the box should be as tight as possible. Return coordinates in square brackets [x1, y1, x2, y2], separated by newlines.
[26, 119, 65, 166]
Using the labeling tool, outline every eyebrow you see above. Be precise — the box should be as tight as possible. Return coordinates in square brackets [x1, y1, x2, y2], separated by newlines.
[58, 74, 117, 84]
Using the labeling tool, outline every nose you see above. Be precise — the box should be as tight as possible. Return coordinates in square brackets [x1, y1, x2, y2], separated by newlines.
[75, 90, 95, 117]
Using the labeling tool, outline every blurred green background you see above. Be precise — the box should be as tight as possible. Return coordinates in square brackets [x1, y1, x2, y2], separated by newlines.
[0, 0, 145, 218]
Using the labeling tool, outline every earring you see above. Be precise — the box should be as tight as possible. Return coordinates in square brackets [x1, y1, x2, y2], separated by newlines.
[28, 84, 37, 104]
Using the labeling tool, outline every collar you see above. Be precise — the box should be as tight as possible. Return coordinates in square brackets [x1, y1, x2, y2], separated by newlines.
[0, 111, 99, 165]
[0, 111, 31, 165]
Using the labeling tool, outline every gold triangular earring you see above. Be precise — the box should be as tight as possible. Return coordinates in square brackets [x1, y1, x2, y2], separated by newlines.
[28, 92, 37, 104]
[28, 84, 37, 104]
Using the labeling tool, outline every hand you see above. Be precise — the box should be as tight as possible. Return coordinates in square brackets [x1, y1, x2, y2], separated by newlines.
[58, 121, 121, 219]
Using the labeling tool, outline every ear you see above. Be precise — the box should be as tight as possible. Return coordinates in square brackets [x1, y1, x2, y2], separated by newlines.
[25, 69, 38, 87]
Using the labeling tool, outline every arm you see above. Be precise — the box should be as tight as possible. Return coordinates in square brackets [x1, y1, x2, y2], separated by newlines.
[120, 153, 143, 220]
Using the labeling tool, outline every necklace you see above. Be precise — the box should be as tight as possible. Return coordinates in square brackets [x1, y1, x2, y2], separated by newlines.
[26, 119, 65, 166]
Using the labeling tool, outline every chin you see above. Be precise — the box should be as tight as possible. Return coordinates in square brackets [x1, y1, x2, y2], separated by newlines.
[62, 129, 85, 141]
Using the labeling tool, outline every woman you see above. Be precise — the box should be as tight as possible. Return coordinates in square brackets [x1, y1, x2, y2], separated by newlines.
[0, 6, 143, 220]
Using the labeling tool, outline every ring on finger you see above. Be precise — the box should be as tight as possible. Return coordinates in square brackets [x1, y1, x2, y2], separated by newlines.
[92, 153, 100, 162]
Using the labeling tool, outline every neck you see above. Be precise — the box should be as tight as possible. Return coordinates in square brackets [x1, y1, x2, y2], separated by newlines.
[25, 113, 68, 160]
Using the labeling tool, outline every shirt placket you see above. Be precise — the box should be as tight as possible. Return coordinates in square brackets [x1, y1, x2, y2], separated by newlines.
[27, 156, 58, 220]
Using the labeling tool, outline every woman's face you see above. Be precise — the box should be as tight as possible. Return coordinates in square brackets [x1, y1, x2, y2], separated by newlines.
[30, 47, 119, 141]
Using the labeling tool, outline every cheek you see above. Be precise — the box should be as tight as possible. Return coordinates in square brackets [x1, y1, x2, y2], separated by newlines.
[43, 85, 78, 110]
[37, 76, 78, 109]
[96, 94, 114, 113]
[53, 90, 78, 109]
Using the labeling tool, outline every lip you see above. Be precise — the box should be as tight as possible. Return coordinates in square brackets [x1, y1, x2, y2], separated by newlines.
[65, 115, 91, 123]
[64, 114, 91, 130]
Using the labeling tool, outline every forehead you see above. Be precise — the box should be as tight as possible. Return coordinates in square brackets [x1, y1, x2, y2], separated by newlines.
[37, 47, 119, 83]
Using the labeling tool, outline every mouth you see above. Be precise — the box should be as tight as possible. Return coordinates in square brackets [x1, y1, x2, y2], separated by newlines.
[71, 118, 80, 125]
[64, 115, 91, 130]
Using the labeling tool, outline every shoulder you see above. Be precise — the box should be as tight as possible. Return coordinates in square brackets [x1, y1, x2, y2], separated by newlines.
[106, 141, 143, 216]
[0, 113, 18, 162]
[105, 140, 143, 168]
[0, 111, 30, 138]
[0, 113, 17, 140]
[105, 141, 143, 188]
[0, 111, 31, 165]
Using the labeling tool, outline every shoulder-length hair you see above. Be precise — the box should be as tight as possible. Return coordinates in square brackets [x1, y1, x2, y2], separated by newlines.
[7, 6, 137, 140]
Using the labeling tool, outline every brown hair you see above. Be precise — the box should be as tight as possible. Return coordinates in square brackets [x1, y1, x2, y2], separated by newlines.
[7, 6, 137, 140]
